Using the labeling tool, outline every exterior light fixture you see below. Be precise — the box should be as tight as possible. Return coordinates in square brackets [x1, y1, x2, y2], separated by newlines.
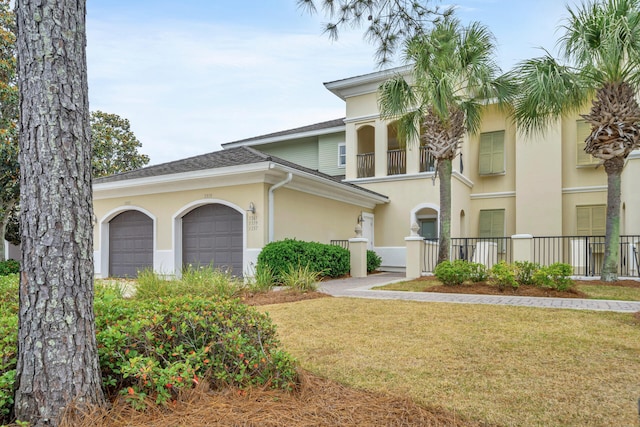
[247, 202, 256, 215]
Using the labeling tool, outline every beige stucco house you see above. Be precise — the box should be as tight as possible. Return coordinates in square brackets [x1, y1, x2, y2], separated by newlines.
[93, 67, 640, 278]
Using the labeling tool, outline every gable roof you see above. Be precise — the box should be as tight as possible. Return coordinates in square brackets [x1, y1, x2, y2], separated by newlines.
[94, 146, 388, 201]
[221, 118, 345, 148]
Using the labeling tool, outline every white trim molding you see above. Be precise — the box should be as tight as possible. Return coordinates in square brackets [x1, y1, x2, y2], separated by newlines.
[562, 186, 607, 194]
[470, 191, 516, 200]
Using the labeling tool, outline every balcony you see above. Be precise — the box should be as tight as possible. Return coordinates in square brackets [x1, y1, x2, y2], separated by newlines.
[420, 146, 436, 172]
[387, 149, 406, 175]
[357, 152, 375, 178]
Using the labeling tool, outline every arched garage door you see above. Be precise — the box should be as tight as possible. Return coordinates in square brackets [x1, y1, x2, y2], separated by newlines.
[109, 210, 153, 278]
[182, 204, 243, 275]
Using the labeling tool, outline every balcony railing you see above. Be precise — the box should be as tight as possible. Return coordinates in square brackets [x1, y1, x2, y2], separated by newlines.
[420, 146, 436, 172]
[387, 149, 406, 175]
[421, 235, 640, 277]
[357, 152, 375, 178]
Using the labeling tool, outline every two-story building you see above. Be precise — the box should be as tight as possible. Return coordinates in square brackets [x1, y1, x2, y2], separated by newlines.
[92, 67, 640, 278]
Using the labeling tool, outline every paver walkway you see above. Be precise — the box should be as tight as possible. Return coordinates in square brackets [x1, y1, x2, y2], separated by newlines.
[319, 272, 640, 313]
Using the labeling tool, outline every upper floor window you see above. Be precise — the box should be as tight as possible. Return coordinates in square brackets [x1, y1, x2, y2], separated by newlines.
[338, 143, 346, 168]
[479, 131, 505, 175]
[576, 204, 605, 236]
[576, 120, 599, 166]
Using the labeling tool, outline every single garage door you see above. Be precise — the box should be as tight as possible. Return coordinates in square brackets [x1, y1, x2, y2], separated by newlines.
[182, 204, 243, 275]
[109, 210, 153, 278]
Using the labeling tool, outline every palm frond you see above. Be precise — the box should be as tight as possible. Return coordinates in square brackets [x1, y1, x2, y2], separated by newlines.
[508, 54, 592, 134]
[378, 76, 416, 120]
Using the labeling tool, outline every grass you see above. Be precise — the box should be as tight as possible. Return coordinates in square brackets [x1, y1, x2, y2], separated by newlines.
[375, 278, 640, 301]
[263, 298, 640, 426]
[576, 284, 640, 301]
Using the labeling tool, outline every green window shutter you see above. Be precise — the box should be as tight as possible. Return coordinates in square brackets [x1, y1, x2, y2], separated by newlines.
[591, 205, 606, 236]
[479, 209, 505, 238]
[576, 121, 597, 165]
[576, 205, 606, 235]
[479, 131, 505, 175]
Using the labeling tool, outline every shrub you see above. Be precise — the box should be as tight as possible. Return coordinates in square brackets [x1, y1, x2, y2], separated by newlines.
[490, 261, 518, 291]
[514, 261, 540, 285]
[468, 262, 488, 282]
[280, 264, 320, 292]
[0, 260, 19, 276]
[434, 260, 471, 286]
[0, 275, 299, 418]
[256, 239, 349, 283]
[533, 263, 574, 291]
[94, 295, 298, 408]
[247, 264, 276, 293]
[366, 250, 382, 273]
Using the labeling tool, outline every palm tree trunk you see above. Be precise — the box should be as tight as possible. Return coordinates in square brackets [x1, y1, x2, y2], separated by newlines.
[437, 158, 452, 264]
[601, 157, 624, 282]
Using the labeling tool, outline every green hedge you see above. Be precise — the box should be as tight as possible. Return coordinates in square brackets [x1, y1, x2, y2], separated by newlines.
[256, 239, 349, 282]
[0, 260, 19, 277]
[366, 250, 382, 273]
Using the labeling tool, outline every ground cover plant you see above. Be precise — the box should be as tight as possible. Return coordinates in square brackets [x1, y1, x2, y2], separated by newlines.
[264, 297, 640, 426]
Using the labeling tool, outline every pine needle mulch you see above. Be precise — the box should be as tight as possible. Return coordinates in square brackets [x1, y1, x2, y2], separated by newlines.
[61, 370, 486, 427]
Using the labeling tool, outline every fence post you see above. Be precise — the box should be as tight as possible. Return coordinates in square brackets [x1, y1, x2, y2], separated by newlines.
[511, 234, 533, 263]
[349, 225, 368, 278]
[405, 222, 424, 279]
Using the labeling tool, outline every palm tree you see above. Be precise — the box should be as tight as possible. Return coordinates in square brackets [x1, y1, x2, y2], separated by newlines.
[509, 0, 640, 282]
[378, 15, 511, 264]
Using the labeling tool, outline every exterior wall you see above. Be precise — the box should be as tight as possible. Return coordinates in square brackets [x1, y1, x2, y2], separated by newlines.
[257, 138, 319, 170]
[469, 196, 517, 237]
[346, 92, 379, 118]
[318, 132, 346, 176]
[93, 183, 267, 277]
[272, 187, 369, 243]
[622, 154, 640, 235]
[562, 190, 608, 236]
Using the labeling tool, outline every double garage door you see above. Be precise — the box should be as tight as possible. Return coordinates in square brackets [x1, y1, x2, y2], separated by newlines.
[108, 204, 243, 278]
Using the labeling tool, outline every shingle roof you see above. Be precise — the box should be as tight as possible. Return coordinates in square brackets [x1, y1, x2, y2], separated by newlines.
[94, 146, 271, 184]
[94, 146, 388, 201]
[221, 118, 345, 147]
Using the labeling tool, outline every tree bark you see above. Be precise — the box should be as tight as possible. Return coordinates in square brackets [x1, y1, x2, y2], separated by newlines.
[437, 158, 452, 264]
[600, 157, 624, 282]
[14, 0, 105, 425]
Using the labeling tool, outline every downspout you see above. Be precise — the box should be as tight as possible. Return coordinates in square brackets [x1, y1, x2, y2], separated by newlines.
[268, 172, 293, 242]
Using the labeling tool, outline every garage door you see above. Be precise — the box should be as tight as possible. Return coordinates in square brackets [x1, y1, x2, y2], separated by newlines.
[182, 204, 243, 275]
[109, 210, 153, 278]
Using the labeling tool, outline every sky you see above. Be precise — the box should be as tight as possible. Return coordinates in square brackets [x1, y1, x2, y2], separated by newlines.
[86, 0, 575, 165]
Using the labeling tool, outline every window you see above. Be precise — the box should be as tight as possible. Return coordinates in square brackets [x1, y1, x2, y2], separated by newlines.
[478, 209, 505, 238]
[338, 143, 346, 168]
[576, 120, 598, 166]
[576, 205, 606, 236]
[418, 218, 437, 240]
[479, 131, 505, 175]
[478, 209, 505, 252]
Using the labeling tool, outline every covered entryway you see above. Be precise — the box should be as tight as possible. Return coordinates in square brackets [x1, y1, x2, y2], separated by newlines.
[182, 204, 243, 275]
[109, 210, 153, 277]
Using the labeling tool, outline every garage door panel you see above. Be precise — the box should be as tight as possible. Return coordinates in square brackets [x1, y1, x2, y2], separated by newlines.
[109, 211, 153, 278]
[182, 204, 243, 275]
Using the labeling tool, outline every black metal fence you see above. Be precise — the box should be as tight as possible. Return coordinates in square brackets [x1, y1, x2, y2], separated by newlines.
[532, 235, 640, 277]
[421, 235, 640, 277]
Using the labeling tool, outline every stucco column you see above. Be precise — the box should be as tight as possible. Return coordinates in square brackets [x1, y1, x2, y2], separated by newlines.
[406, 136, 420, 175]
[511, 234, 533, 263]
[374, 120, 388, 177]
[349, 237, 368, 278]
[405, 222, 424, 279]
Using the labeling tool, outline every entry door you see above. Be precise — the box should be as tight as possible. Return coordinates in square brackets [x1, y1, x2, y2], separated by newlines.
[362, 213, 374, 250]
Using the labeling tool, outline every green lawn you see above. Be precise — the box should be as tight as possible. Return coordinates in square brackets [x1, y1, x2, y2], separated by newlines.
[264, 298, 640, 426]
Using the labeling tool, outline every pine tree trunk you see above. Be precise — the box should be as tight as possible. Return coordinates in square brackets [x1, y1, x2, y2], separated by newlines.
[437, 158, 452, 264]
[14, 1, 105, 425]
[600, 157, 623, 282]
